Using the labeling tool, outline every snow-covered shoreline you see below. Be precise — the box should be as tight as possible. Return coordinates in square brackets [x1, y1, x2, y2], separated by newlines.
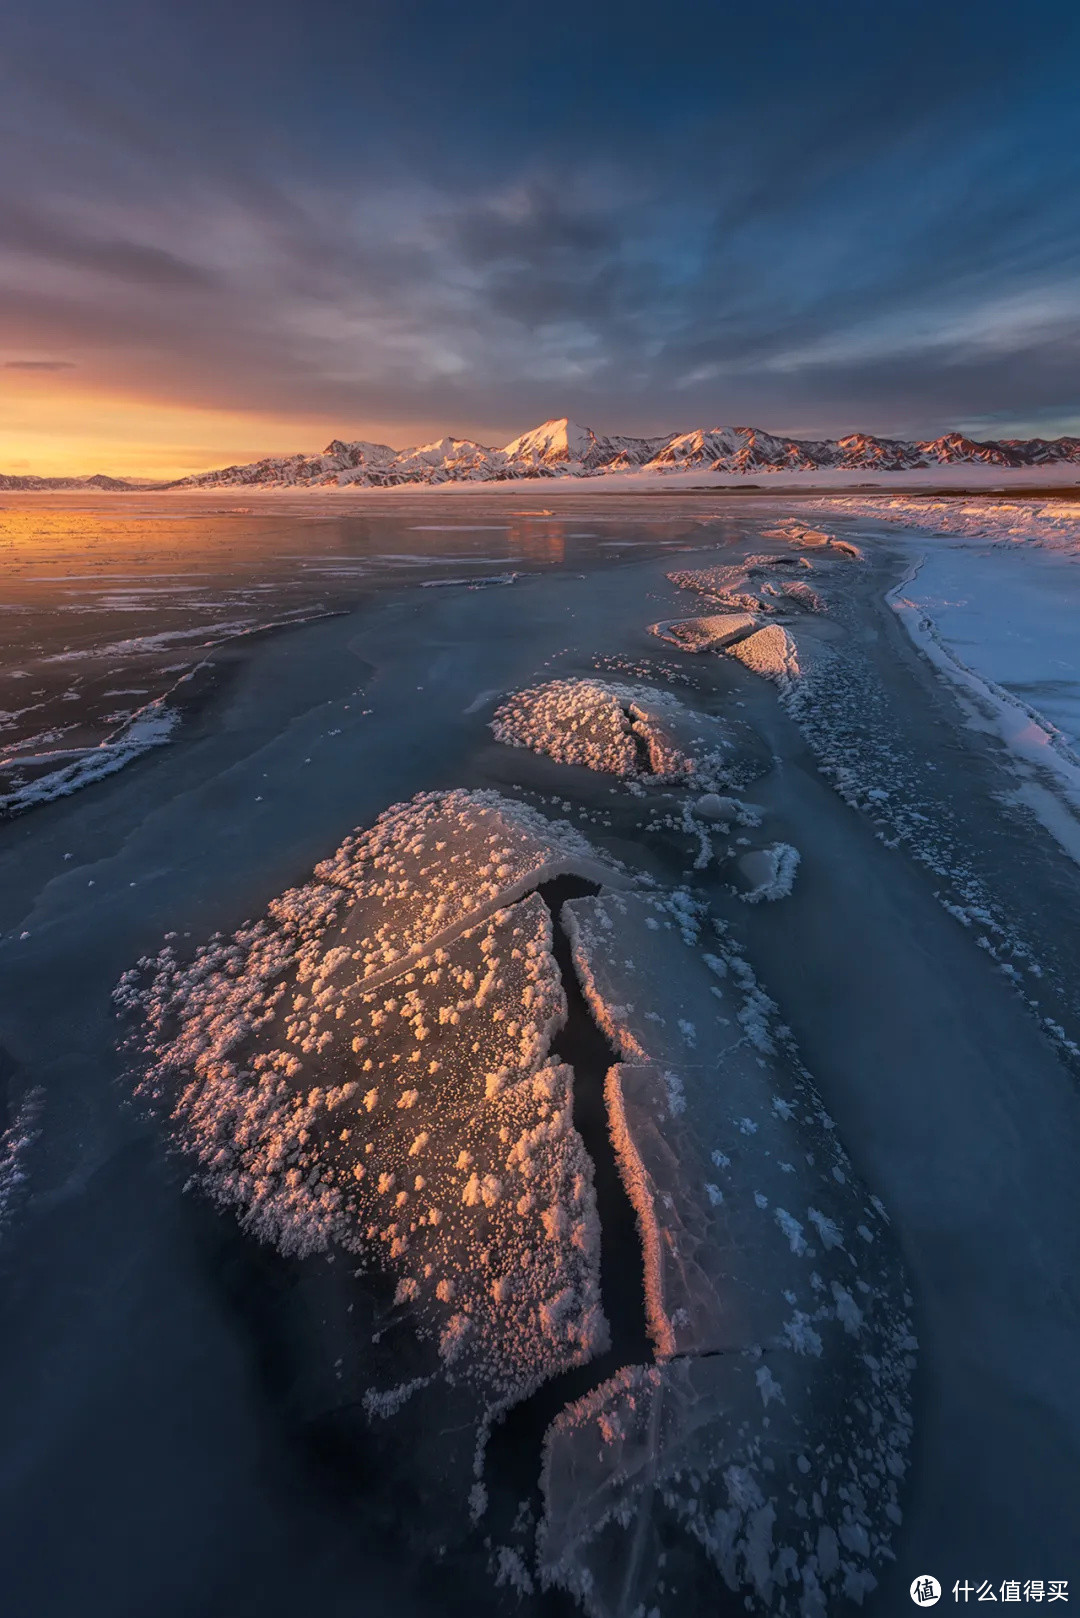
[3, 462, 1078, 510]
[883, 542, 1080, 865]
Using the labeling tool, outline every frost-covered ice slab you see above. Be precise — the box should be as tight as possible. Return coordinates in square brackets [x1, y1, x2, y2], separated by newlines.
[548, 890, 914, 1614]
[491, 678, 759, 789]
[760, 579, 826, 613]
[492, 679, 640, 775]
[541, 1343, 910, 1618]
[313, 787, 616, 988]
[670, 555, 814, 601]
[738, 841, 801, 903]
[563, 890, 903, 1358]
[761, 522, 835, 547]
[760, 521, 862, 560]
[726, 624, 801, 687]
[649, 611, 759, 651]
[118, 791, 618, 1409]
[628, 690, 749, 788]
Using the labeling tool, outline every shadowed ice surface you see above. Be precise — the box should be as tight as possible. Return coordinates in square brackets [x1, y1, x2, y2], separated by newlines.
[0, 494, 1079, 1617]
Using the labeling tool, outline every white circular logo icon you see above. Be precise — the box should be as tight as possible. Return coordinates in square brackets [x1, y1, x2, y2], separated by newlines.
[910, 1576, 942, 1606]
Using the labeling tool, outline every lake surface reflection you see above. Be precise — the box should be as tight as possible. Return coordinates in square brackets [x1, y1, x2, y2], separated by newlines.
[0, 493, 760, 808]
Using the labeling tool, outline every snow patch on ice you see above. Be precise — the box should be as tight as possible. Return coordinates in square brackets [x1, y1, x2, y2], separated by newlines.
[727, 625, 801, 689]
[818, 495, 1080, 553]
[738, 842, 801, 904]
[0, 1088, 43, 1239]
[0, 699, 178, 817]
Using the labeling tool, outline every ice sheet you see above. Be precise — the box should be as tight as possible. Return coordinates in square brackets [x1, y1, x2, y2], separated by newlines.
[545, 890, 914, 1614]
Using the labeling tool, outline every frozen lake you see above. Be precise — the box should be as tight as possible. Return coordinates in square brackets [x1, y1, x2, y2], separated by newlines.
[1, 492, 1079, 1617]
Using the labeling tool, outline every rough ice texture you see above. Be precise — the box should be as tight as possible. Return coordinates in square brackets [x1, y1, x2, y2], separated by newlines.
[490, 678, 747, 790]
[0, 1088, 43, 1238]
[761, 580, 826, 614]
[492, 679, 639, 776]
[738, 842, 801, 903]
[666, 553, 826, 622]
[116, 790, 615, 1405]
[648, 612, 759, 651]
[817, 495, 1080, 554]
[0, 699, 178, 817]
[543, 890, 914, 1616]
[759, 520, 863, 560]
[727, 625, 801, 688]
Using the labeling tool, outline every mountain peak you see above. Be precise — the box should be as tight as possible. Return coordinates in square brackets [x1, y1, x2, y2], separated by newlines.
[501, 418, 597, 464]
[70, 415, 1080, 491]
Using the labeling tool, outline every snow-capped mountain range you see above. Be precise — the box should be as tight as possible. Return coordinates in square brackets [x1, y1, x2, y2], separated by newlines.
[4, 417, 1080, 491]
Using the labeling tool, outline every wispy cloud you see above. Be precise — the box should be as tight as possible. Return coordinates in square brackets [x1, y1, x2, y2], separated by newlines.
[1, 0, 1079, 467]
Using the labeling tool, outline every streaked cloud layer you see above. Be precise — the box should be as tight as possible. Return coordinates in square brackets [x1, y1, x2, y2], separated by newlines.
[2, 0, 1079, 474]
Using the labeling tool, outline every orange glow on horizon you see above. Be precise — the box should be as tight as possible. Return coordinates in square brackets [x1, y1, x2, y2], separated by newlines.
[0, 372, 480, 482]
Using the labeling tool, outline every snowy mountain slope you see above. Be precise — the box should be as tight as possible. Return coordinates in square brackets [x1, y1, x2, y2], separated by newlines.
[501, 418, 671, 473]
[8, 417, 1080, 491]
[169, 417, 1080, 488]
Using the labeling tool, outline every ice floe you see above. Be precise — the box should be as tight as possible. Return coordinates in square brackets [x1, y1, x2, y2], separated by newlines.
[117, 784, 911, 1615]
[117, 790, 615, 1407]
[726, 624, 801, 688]
[544, 889, 914, 1616]
[649, 611, 759, 651]
[491, 678, 758, 789]
[738, 842, 801, 903]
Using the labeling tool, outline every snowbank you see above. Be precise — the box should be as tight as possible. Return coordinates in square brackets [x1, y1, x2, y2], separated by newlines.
[887, 556, 1080, 860]
[817, 494, 1080, 554]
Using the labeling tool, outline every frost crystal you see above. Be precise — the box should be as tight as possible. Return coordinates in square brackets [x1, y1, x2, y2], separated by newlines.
[118, 790, 613, 1405]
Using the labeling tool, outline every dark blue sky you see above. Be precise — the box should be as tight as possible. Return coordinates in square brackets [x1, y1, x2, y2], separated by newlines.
[3, 0, 1080, 465]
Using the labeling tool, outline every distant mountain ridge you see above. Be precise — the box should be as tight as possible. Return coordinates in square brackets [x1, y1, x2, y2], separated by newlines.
[0, 472, 141, 491]
[5, 417, 1080, 490]
[168, 418, 1080, 487]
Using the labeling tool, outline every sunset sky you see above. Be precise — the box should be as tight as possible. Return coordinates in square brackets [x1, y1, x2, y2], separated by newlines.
[3, 0, 1080, 478]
